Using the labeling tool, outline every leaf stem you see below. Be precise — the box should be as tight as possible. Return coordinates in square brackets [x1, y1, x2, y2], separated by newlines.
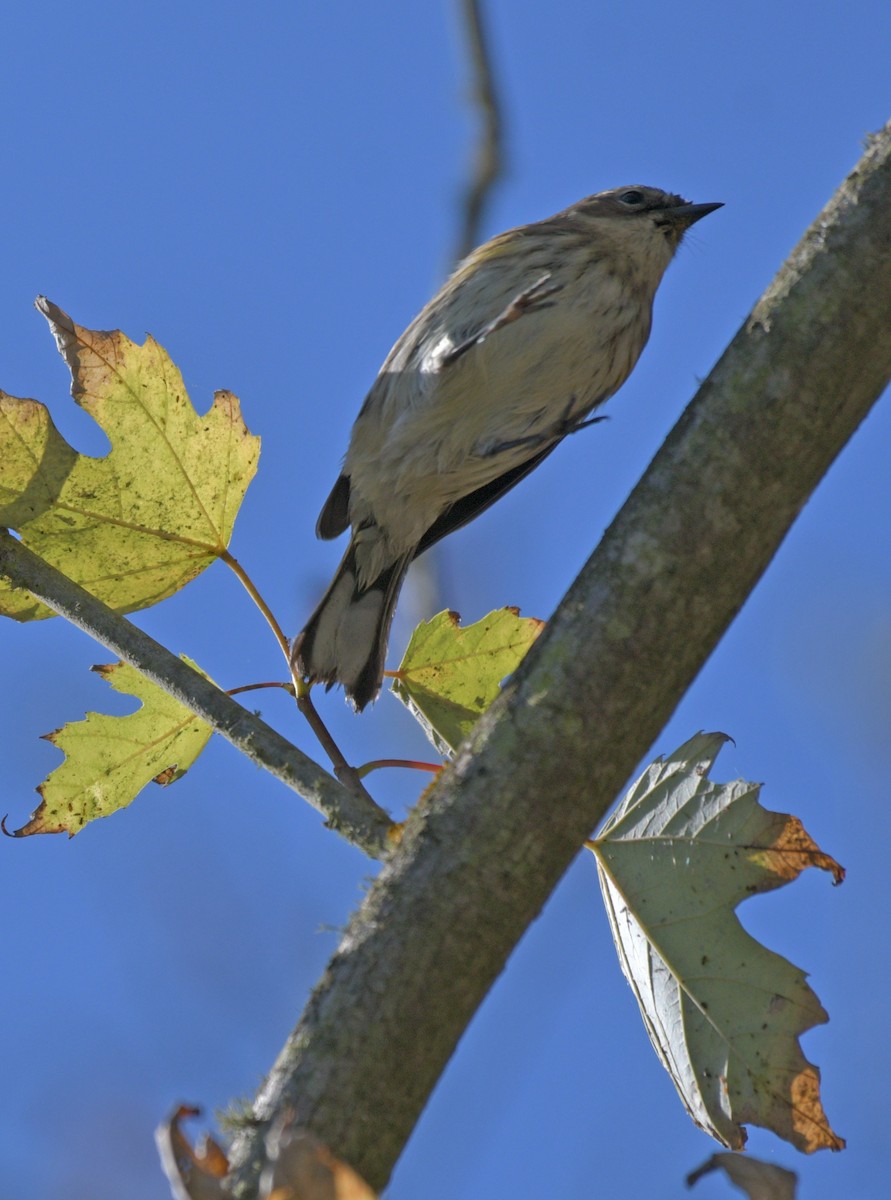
[219, 549, 291, 664]
[227, 680, 295, 698]
[357, 759, 443, 779]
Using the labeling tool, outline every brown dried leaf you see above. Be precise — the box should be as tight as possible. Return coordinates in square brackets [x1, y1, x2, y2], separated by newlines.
[262, 1118, 376, 1200]
[687, 1151, 797, 1199]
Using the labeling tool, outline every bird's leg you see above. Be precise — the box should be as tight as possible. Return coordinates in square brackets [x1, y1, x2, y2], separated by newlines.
[441, 273, 564, 367]
[480, 397, 608, 457]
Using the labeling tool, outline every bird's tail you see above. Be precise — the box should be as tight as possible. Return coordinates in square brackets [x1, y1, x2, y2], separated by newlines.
[291, 538, 412, 711]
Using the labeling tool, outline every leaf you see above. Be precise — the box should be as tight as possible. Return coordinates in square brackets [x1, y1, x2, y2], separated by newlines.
[390, 608, 543, 754]
[687, 1152, 797, 1199]
[261, 1121, 377, 1200]
[9, 659, 213, 836]
[0, 298, 259, 620]
[155, 1108, 377, 1200]
[156, 1105, 229, 1200]
[590, 732, 845, 1154]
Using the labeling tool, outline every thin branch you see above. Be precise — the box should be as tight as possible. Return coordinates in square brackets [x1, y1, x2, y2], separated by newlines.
[223, 539, 388, 808]
[453, 0, 506, 264]
[408, 0, 508, 628]
[0, 532, 395, 859]
[295, 688, 379, 803]
[224, 122, 891, 1194]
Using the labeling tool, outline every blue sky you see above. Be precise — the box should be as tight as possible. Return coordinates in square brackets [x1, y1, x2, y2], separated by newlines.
[2, 3, 890, 1197]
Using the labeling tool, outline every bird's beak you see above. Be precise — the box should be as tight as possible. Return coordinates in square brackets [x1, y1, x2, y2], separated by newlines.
[671, 201, 724, 227]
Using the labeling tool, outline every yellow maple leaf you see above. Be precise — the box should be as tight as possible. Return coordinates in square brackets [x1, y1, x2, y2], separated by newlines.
[0, 298, 259, 620]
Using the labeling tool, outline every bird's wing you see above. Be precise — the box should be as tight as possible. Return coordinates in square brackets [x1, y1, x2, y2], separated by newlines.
[415, 441, 559, 558]
[316, 473, 351, 539]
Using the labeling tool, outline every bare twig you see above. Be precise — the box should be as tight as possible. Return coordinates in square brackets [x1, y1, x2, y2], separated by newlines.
[407, 0, 508, 621]
[295, 688, 378, 802]
[0, 532, 395, 859]
[453, 0, 506, 263]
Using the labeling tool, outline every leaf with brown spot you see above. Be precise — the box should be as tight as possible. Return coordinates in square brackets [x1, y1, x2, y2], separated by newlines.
[390, 607, 544, 754]
[10, 659, 213, 836]
[0, 299, 259, 620]
[590, 732, 844, 1154]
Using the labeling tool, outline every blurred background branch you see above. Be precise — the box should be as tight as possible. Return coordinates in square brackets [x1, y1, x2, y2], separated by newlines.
[407, 0, 508, 627]
[452, 0, 506, 264]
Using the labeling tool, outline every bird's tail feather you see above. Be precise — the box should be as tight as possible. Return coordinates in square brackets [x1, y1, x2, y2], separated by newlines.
[292, 539, 412, 711]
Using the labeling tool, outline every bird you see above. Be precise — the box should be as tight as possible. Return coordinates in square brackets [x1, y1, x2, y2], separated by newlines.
[292, 185, 721, 709]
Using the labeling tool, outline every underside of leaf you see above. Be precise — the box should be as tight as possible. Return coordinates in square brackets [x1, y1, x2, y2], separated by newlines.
[592, 732, 844, 1154]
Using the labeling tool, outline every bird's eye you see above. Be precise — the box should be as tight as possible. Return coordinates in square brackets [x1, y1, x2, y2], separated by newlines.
[618, 189, 645, 206]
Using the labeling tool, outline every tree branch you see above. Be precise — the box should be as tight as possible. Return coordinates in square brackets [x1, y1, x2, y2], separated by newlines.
[224, 121, 891, 1194]
[409, 0, 508, 618]
[0, 532, 394, 859]
[452, 0, 506, 264]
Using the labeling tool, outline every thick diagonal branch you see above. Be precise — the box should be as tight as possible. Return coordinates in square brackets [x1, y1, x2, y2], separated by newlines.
[226, 124, 891, 1194]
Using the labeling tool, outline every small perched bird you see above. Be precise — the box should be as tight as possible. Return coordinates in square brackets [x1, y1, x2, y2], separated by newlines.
[293, 185, 721, 709]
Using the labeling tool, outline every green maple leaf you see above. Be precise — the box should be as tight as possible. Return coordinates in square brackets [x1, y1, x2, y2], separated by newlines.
[0, 298, 259, 620]
[591, 732, 845, 1154]
[391, 608, 544, 754]
[11, 659, 214, 836]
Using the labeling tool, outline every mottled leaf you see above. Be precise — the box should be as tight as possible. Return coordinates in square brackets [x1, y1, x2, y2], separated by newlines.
[11, 659, 213, 836]
[390, 607, 543, 754]
[591, 732, 844, 1153]
[0, 299, 259, 620]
